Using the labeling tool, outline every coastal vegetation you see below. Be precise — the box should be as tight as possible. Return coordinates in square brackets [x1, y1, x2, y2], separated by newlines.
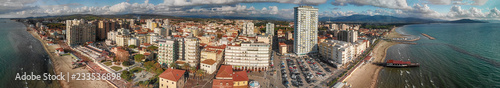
[134, 54, 145, 62]
[111, 66, 122, 71]
[103, 61, 112, 66]
[121, 70, 133, 81]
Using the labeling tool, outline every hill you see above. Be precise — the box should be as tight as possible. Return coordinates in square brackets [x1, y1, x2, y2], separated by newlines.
[320, 14, 437, 23]
[446, 19, 487, 23]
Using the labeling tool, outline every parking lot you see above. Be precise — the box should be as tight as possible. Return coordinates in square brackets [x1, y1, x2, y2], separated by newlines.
[277, 55, 339, 88]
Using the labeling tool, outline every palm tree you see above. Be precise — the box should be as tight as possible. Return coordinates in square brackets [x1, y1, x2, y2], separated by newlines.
[190, 66, 197, 79]
[183, 63, 190, 70]
[196, 69, 204, 79]
[169, 62, 178, 69]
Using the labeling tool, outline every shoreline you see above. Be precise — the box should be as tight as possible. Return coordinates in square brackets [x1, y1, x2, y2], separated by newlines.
[23, 23, 112, 88]
[343, 27, 404, 88]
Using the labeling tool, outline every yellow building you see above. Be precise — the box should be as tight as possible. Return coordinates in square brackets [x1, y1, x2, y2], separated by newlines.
[159, 68, 186, 88]
[151, 22, 158, 29]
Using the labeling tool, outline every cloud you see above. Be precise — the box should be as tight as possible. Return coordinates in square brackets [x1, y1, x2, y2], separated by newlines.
[447, 5, 487, 19]
[331, 0, 411, 10]
[160, 0, 327, 6]
[0, 0, 38, 14]
[488, 8, 500, 17]
[426, 0, 488, 5]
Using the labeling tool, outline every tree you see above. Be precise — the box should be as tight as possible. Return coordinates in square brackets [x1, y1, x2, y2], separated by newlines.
[147, 46, 158, 51]
[134, 54, 145, 62]
[121, 70, 133, 81]
[190, 66, 197, 79]
[144, 61, 155, 71]
[182, 63, 190, 70]
[196, 69, 204, 79]
[122, 61, 132, 66]
[169, 62, 178, 69]
[128, 45, 136, 49]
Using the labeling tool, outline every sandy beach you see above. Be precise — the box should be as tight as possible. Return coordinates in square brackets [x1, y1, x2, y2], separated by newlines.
[26, 29, 112, 88]
[343, 27, 403, 88]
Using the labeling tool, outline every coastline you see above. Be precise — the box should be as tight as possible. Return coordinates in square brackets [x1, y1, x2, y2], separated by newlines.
[23, 23, 112, 88]
[343, 27, 403, 88]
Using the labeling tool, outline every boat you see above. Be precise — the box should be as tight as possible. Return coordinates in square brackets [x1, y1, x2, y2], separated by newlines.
[384, 60, 419, 67]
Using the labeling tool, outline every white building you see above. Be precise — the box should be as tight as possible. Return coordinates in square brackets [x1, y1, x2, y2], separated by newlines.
[266, 22, 274, 36]
[242, 22, 254, 35]
[224, 42, 270, 71]
[114, 28, 130, 47]
[107, 31, 117, 41]
[158, 39, 177, 66]
[128, 38, 140, 46]
[318, 40, 353, 67]
[66, 19, 96, 46]
[293, 6, 319, 55]
[200, 59, 217, 74]
[184, 37, 200, 67]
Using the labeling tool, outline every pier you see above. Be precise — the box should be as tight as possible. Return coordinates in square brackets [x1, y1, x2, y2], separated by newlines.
[421, 33, 435, 40]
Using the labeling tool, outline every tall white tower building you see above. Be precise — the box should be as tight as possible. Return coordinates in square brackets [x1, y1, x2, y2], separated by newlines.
[266, 22, 274, 36]
[242, 22, 254, 35]
[293, 6, 319, 55]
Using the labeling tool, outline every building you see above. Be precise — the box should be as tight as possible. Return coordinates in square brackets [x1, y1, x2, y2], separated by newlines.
[128, 37, 140, 46]
[113, 28, 131, 46]
[66, 19, 96, 46]
[200, 59, 217, 74]
[107, 31, 117, 41]
[97, 21, 116, 40]
[242, 22, 254, 35]
[184, 37, 200, 67]
[158, 39, 178, 66]
[212, 65, 249, 88]
[175, 37, 185, 61]
[265, 22, 274, 36]
[338, 30, 358, 43]
[225, 42, 270, 71]
[159, 68, 186, 88]
[293, 6, 319, 55]
[318, 40, 353, 67]
[256, 35, 270, 44]
[279, 42, 288, 55]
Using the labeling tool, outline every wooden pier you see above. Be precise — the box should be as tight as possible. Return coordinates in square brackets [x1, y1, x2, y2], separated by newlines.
[421, 33, 435, 40]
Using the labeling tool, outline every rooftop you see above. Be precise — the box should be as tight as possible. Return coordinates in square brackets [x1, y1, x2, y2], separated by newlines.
[159, 68, 186, 81]
[201, 59, 217, 65]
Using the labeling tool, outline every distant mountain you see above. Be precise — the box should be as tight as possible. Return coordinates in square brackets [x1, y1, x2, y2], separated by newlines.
[180, 15, 291, 21]
[320, 14, 437, 23]
[446, 19, 488, 23]
[478, 20, 500, 23]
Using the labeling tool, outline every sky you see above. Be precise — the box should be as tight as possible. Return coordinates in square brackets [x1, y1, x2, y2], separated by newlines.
[1, 0, 499, 20]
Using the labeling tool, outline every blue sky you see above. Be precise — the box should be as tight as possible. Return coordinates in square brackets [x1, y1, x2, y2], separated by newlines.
[1, 0, 499, 20]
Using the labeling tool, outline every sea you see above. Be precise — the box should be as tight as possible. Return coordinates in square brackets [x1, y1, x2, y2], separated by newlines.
[0, 19, 60, 88]
[377, 23, 500, 88]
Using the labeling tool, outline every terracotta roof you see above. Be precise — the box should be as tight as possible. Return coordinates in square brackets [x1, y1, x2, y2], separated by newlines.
[216, 65, 233, 78]
[232, 71, 248, 81]
[201, 59, 216, 65]
[176, 61, 186, 64]
[142, 43, 152, 46]
[279, 42, 286, 46]
[143, 52, 151, 56]
[212, 79, 233, 88]
[159, 68, 186, 81]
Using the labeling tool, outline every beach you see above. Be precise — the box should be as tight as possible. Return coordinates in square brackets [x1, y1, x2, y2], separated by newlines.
[343, 27, 403, 88]
[26, 27, 112, 88]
